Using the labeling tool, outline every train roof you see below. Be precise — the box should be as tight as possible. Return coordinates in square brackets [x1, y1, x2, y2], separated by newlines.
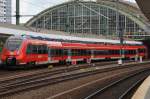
[0, 26, 143, 45]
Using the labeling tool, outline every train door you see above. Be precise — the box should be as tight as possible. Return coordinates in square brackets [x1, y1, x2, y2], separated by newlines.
[91, 50, 94, 59]
[48, 48, 51, 63]
[135, 49, 139, 61]
[67, 49, 71, 63]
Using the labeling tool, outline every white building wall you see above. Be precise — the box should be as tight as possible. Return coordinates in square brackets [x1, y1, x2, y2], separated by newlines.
[0, 0, 11, 24]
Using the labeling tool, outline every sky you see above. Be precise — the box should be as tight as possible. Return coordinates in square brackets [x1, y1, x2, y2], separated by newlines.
[11, 0, 136, 24]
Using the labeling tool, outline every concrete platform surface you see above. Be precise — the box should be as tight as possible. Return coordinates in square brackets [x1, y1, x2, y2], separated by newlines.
[132, 76, 150, 99]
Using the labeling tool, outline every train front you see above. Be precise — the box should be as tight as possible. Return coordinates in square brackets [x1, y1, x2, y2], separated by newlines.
[1, 36, 24, 65]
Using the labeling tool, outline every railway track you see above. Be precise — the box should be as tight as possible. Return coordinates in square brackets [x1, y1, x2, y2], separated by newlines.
[0, 61, 116, 84]
[0, 61, 117, 96]
[47, 62, 150, 99]
[0, 61, 149, 98]
[84, 68, 149, 99]
[0, 60, 135, 82]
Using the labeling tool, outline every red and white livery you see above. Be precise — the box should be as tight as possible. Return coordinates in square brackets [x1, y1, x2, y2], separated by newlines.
[1, 36, 147, 66]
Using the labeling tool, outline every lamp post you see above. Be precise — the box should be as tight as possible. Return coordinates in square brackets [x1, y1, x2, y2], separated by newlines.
[119, 28, 124, 63]
[116, 0, 124, 65]
[16, 0, 20, 25]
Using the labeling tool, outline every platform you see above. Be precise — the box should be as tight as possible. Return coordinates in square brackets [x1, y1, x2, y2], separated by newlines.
[132, 76, 150, 99]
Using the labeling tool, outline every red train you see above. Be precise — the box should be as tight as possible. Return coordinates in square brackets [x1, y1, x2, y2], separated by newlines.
[0, 36, 147, 66]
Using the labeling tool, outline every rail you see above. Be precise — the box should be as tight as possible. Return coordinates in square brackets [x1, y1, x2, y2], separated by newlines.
[84, 68, 150, 99]
[0, 61, 148, 97]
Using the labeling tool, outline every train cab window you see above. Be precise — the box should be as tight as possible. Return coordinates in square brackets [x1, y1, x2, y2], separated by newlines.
[6, 39, 22, 51]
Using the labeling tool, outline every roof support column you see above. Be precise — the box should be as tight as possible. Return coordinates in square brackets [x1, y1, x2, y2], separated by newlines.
[74, 3, 76, 33]
[99, 6, 100, 35]
[51, 12, 52, 30]
[125, 16, 127, 38]
[81, 3, 83, 35]
[16, 0, 20, 25]
[90, 4, 92, 34]
[106, 7, 109, 37]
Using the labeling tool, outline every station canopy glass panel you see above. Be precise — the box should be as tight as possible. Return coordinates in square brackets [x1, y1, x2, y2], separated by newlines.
[25, 0, 150, 40]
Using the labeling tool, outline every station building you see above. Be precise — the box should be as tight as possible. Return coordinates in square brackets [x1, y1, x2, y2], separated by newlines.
[0, 0, 11, 24]
[25, 0, 150, 40]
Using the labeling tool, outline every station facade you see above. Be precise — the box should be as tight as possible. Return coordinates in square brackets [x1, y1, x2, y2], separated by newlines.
[25, 0, 150, 40]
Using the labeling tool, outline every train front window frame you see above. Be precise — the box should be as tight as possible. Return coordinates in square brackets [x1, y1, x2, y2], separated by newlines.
[6, 39, 22, 51]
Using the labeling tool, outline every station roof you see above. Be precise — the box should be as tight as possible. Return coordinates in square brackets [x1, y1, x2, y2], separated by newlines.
[96, 0, 149, 23]
[0, 24, 109, 40]
[97, 0, 139, 8]
[0, 24, 142, 45]
[25, 0, 150, 33]
[0, 23, 30, 31]
[136, 0, 150, 22]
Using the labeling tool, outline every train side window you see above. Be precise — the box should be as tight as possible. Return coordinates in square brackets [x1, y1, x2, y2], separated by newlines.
[130, 50, 135, 55]
[26, 44, 32, 54]
[109, 50, 113, 55]
[56, 49, 60, 56]
[127, 50, 130, 54]
[87, 50, 91, 55]
[143, 49, 145, 53]
[43, 45, 48, 54]
[124, 50, 128, 54]
[133, 50, 136, 54]
[58, 49, 63, 56]
[48, 48, 51, 57]
[71, 49, 75, 56]
[38, 45, 42, 54]
[55, 49, 58, 56]
[53, 49, 56, 56]
[51, 49, 62, 56]
[117, 50, 120, 54]
[32, 45, 38, 54]
[50, 49, 55, 57]
[139, 48, 145, 53]
[63, 49, 68, 56]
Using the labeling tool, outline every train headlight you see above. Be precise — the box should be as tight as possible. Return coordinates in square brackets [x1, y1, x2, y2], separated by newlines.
[10, 52, 14, 55]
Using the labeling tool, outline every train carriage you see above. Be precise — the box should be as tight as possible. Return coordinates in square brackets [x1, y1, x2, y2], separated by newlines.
[0, 35, 147, 66]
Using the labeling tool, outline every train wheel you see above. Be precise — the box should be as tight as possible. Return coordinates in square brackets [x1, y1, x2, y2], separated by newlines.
[66, 61, 71, 66]
[12, 58, 16, 65]
[26, 61, 36, 68]
[59, 60, 66, 65]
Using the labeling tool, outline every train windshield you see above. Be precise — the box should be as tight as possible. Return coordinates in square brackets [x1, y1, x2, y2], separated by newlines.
[6, 39, 22, 51]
